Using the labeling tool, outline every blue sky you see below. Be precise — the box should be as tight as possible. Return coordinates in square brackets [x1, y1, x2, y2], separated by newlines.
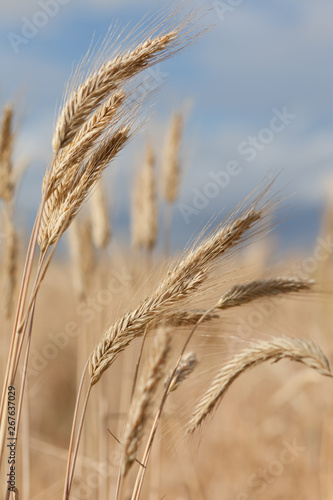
[1, 0, 333, 251]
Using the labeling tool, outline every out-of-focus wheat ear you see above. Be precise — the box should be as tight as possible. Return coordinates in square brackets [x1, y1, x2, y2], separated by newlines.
[162, 111, 182, 204]
[121, 327, 171, 477]
[141, 142, 158, 252]
[68, 218, 95, 300]
[217, 277, 315, 310]
[165, 352, 197, 393]
[90, 179, 111, 250]
[0, 104, 14, 202]
[162, 111, 183, 254]
[2, 214, 18, 319]
[131, 164, 144, 250]
[186, 336, 331, 435]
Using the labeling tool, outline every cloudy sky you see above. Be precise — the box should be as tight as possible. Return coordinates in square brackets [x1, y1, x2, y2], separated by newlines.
[1, 0, 332, 250]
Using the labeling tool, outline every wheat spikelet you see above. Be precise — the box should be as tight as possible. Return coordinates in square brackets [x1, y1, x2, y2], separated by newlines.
[186, 336, 331, 434]
[38, 126, 130, 252]
[0, 104, 14, 202]
[122, 327, 171, 477]
[165, 352, 198, 392]
[2, 214, 18, 318]
[89, 202, 266, 386]
[162, 111, 182, 203]
[217, 277, 314, 310]
[90, 179, 111, 250]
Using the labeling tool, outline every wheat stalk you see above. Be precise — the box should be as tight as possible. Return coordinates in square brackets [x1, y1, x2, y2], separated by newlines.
[186, 336, 331, 434]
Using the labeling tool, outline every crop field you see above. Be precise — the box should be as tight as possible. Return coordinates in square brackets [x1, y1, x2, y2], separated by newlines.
[0, 2, 333, 499]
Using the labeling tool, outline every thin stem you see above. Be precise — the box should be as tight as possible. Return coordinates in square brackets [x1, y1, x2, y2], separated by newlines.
[114, 467, 122, 500]
[130, 330, 148, 402]
[62, 362, 90, 500]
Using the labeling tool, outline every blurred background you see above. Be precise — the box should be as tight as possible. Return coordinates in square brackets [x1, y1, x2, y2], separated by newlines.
[0, 0, 333, 253]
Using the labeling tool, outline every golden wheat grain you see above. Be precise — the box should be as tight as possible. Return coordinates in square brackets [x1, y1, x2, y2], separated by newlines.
[122, 327, 170, 477]
[186, 336, 331, 434]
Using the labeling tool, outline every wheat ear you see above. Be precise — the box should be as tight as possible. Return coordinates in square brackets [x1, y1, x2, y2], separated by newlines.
[141, 142, 158, 251]
[2, 214, 18, 319]
[38, 126, 130, 251]
[90, 179, 111, 250]
[217, 277, 314, 310]
[46, 91, 125, 198]
[0, 104, 14, 202]
[68, 218, 95, 300]
[162, 111, 183, 203]
[121, 327, 171, 477]
[89, 204, 265, 386]
[52, 4, 206, 152]
[186, 336, 331, 434]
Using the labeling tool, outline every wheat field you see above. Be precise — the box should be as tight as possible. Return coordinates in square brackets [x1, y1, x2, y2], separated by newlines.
[1, 3, 333, 499]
